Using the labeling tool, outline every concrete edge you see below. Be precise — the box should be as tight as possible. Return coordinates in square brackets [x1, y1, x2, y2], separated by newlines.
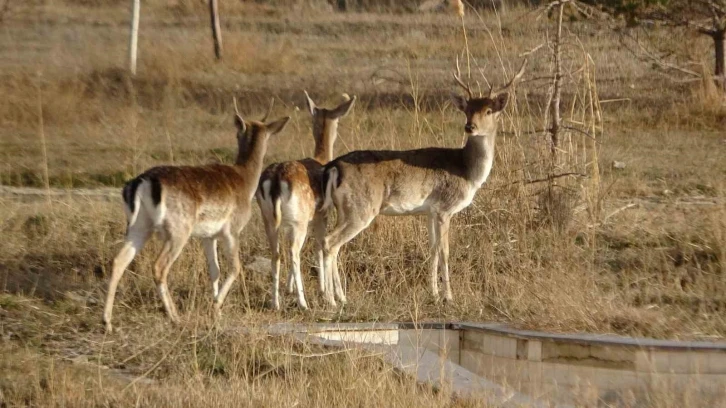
[453, 322, 726, 351]
[259, 321, 726, 352]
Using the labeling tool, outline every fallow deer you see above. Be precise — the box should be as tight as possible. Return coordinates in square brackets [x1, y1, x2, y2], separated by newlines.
[320, 60, 527, 305]
[257, 92, 356, 310]
[103, 99, 290, 332]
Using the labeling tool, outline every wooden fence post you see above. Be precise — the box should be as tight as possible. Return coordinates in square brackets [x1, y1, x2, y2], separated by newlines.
[129, 0, 140, 75]
[209, 0, 223, 60]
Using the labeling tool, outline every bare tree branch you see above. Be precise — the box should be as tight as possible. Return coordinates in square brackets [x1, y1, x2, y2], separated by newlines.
[514, 172, 587, 185]
[549, 2, 565, 154]
[618, 29, 702, 78]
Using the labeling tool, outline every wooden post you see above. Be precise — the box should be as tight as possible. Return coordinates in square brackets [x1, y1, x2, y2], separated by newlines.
[714, 29, 725, 93]
[129, 0, 140, 75]
[209, 0, 222, 60]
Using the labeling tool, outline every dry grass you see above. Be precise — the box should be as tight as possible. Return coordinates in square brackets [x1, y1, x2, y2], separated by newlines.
[1, 1, 726, 406]
[0, 301, 454, 407]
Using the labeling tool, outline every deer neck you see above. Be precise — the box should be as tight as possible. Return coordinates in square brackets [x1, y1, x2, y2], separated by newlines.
[313, 120, 338, 164]
[235, 137, 268, 181]
[463, 132, 496, 188]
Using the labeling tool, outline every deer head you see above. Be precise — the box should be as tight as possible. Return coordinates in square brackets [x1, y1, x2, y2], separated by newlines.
[451, 59, 527, 137]
[304, 91, 357, 162]
[233, 97, 290, 164]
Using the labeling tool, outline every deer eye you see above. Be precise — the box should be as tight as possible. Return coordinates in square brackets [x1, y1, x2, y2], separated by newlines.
[485, 108, 492, 115]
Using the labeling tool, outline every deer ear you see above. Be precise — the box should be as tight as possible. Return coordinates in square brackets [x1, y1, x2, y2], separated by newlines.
[330, 95, 356, 119]
[492, 93, 509, 112]
[303, 90, 316, 116]
[234, 115, 246, 133]
[451, 93, 468, 112]
[266, 116, 291, 136]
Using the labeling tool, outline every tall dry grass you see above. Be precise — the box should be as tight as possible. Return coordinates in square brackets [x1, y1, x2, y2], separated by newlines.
[1, 1, 725, 406]
[1, 0, 724, 337]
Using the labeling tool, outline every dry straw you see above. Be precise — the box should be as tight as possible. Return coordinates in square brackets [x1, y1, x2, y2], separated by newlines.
[451, 0, 470, 80]
[451, 0, 465, 17]
[35, 74, 51, 208]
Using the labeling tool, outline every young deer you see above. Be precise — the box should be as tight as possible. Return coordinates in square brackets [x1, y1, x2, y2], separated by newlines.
[103, 99, 290, 332]
[257, 92, 356, 310]
[320, 61, 526, 306]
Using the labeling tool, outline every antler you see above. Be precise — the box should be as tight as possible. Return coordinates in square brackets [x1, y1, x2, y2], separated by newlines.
[233, 96, 241, 116]
[260, 97, 275, 122]
[489, 58, 528, 97]
[452, 55, 473, 100]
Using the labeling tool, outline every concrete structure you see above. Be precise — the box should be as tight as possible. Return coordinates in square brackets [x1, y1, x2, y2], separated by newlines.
[259, 322, 726, 406]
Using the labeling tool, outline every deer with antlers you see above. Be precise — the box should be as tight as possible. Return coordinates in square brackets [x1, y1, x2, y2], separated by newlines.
[319, 60, 527, 305]
[257, 92, 356, 310]
[103, 99, 290, 332]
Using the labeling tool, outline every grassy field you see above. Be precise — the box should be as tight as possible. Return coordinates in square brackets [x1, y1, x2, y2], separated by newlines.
[1, 0, 726, 406]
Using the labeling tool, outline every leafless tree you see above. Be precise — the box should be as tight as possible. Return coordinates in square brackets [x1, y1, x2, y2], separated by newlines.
[585, 0, 726, 92]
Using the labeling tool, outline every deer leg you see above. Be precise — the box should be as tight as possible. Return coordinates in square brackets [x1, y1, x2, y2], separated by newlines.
[262, 212, 282, 311]
[321, 246, 337, 308]
[202, 238, 220, 299]
[286, 247, 296, 295]
[438, 215, 453, 302]
[427, 213, 441, 301]
[321, 212, 345, 307]
[153, 227, 191, 323]
[312, 211, 327, 294]
[289, 221, 309, 310]
[103, 223, 150, 333]
[324, 213, 375, 305]
[285, 226, 295, 294]
[214, 230, 242, 315]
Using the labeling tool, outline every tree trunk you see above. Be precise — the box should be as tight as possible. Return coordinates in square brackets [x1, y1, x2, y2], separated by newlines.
[209, 0, 222, 60]
[128, 0, 140, 75]
[549, 2, 564, 155]
[715, 29, 725, 92]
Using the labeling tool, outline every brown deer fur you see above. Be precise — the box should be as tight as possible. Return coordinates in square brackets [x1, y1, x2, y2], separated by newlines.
[257, 92, 355, 310]
[103, 102, 290, 332]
